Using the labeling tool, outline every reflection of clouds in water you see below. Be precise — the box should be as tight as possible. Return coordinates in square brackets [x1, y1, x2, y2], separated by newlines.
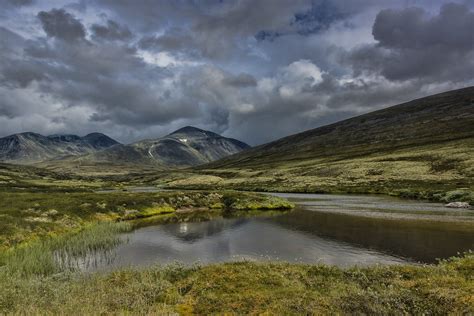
[85, 217, 406, 272]
[75, 193, 473, 273]
[160, 218, 248, 242]
[272, 192, 464, 213]
[179, 223, 188, 234]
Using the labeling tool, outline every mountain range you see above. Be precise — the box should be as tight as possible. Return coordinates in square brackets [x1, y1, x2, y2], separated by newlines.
[0, 126, 250, 169]
[63, 126, 250, 169]
[0, 132, 119, 164]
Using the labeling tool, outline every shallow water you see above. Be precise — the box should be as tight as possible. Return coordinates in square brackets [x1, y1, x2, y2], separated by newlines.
[80, 193, 474, 271]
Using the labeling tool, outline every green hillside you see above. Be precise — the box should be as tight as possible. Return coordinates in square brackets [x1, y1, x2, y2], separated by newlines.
[165, 87, 474, 202]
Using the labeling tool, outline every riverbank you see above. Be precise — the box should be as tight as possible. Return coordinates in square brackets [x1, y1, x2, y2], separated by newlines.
[1, 252, 472, 314]
[0, 187, 472, 314]
[0, 190, 293, 250]
[163, 172, 474, 206]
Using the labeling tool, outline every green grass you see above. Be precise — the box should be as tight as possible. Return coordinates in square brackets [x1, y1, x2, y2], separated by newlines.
[160, 138, 474, 205]
[0, 190, 293, 249]
[0, 164, 471, 314]
[0, 163, 108, 191]
[0, 253, 472, 314]
[0, 222, 132, 277]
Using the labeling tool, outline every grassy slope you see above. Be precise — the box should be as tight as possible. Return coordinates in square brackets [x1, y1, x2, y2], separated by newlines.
[163, 87, 474, 202]
[0, 162, 110, 191]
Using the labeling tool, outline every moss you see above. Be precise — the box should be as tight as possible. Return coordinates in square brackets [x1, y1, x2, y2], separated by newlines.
[0, 190, 293, 249]
[442, 189, 474, 203]
[121, 205, 176, 220]
[227, 195, 295, 210]
[209, 202, 224, 209]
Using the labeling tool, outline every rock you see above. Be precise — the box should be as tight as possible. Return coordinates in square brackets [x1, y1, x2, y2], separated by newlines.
[26, 216, 51, 223]
[445, 202, 470, 208]
[124, 209, 139, 216]
[96, 202, 107, 209]
[46, 209, 59, 216]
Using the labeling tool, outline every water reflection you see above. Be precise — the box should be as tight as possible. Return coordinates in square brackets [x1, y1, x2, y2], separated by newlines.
[160, 218, 247, 242]
[80, 193, 474, 272]
[273, 208, 474, 263]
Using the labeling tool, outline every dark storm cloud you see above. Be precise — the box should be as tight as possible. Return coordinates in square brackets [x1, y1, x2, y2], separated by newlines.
[97, 0, 309, 59]
[91, 20, 132, 41]
[0, 27, 46, 89]
[0, 26, 24, 52]
[6, 0, 34, 6]
[0, 1, 473, 144]
[0, 9, 200, 132]
[138, 28, 200, 57]
[254, 30, 282, 42]
[254, 0, 383, 42]
[346, 3, 474, 82]
[222, 73, 257, 87]
[0, 61, 47, 88]
[38, 9, 86, 41]
[373, 3, 474, 50]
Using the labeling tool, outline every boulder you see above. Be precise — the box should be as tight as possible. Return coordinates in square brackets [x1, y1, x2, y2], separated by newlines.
[445, 202, 471, 208]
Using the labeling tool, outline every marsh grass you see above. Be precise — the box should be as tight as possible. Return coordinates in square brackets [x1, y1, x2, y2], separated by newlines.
[0, 182, 471, 314]
[0, 190, 293, 248]
[0, 190, 294, 277]
[0, 222, 131, 277]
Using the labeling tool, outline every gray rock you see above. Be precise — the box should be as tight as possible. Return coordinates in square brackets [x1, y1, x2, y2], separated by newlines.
[445, 202, 471, 208]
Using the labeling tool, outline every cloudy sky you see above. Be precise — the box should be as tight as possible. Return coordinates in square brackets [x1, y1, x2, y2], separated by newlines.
[1, 0, 473, 145]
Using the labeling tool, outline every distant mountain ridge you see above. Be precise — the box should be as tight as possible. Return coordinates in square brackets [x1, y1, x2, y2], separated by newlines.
[0, 132, 119, 164]
[41, 126, 250, 170]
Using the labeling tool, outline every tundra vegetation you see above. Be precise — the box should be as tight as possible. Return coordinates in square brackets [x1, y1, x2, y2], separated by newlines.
[0, 165, 472, 314]
[0, 88, 473, 313]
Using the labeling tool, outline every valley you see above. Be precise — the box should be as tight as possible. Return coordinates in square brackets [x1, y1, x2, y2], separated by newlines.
[160, 87, 474, 205]
[0, 87, 473, 314]
[3, 1, 474, 313]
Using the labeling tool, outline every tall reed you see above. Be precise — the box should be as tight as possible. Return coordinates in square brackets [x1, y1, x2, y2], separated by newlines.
[0, 222, 131, 277]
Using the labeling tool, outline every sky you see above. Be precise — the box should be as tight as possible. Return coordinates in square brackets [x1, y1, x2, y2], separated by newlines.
[1, 0, 473, 145]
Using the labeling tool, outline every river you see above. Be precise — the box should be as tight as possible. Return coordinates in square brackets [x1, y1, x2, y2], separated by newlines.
[80, 192, 474, 271]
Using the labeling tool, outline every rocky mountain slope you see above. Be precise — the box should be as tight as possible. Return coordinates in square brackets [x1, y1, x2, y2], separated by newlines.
[0, 132, 119, 164]
[46, 126, 250, 171]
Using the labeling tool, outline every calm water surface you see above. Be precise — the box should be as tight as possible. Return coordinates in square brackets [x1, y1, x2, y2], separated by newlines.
[83, 193, 474, 271]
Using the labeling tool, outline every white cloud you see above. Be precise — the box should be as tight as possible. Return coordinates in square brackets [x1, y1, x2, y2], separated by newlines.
[137, 50, 201, 68]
